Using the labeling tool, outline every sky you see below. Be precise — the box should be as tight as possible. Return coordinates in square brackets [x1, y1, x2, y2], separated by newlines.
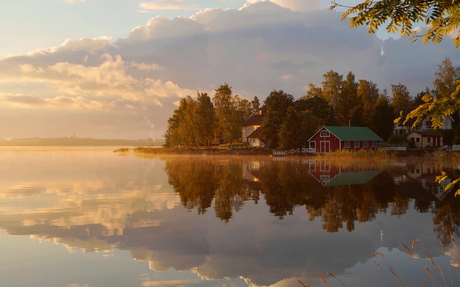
[0, 0, 459, 140]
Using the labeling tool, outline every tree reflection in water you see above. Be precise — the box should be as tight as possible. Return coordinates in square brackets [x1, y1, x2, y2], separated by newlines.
[164, 157, 460, 244]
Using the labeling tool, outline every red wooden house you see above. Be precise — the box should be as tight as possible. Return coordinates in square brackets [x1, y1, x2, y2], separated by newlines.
[307, 126, 383, 153]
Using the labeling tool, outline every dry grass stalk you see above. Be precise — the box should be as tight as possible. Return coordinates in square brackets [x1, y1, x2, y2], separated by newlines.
[401, 243, 414, 257]
[451, 233, 457, 247]
[413, 239, 441, 284]
[372, 259, 381, 268]
[438, 265, 450, 287]
[297, 279, 308, 287]
[424, 266, 433, 279]
[327, 272, 346, 287]
[389, 267, 405, 287]
[319, 274, 330, 287]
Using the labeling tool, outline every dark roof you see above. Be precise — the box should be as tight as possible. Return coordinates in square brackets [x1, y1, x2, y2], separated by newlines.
[242, 114, 264, 127]
[247, 127, 263, 139]
[323, 126, 383, 141]
[407, 131, 444, 137]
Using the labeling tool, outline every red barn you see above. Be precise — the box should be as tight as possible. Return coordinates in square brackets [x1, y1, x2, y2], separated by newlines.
[307, 126, 383, 153]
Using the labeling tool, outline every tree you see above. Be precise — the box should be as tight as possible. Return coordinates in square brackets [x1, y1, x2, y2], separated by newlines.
[164, 97, 188, 147]
[196, 92, 215, 146]
[335, 71, 359, 126]
[321, 70, 343, 108]
[370, 95, 395, 141]
[181, 96, 200, 146]
[278, 106, 302, 150]
[213, 84, 235, 143]
[334, 1, 460, 130]
[333, 0, 460, 195]
[260, 90, 295, 149]
[357, 80, 380, 125]
[332, 0, 460, 47]
[433, 58, 460, 100]
[391, 83, 413, 116]
[213, 83, 250, 143]
[305, 83, 324, 99]
[300, 95, 330, 126]
[251, 96, 261, 115]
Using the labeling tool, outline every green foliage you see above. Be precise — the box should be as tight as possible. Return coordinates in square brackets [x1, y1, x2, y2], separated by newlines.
[164, 83, 253, 147]
[321, 70, 343, 107]
[335, 71, 359, 126]
[260, 90, 295, 149]
[358, 79, 380, 124]
[391, 83, 413, 115]
[299, 95, 330, 126]
[332, 0, 460, 47]
[370, 95, 395, 141]
[213, 83, 252, 143]
[388, 134, 408, 146]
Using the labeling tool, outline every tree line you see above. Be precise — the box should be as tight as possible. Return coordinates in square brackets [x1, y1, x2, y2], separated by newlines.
[164, 58, 460, 149]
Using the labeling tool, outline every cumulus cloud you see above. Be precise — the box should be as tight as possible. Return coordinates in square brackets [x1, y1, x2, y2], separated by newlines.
[246, 0, 321, 12]
[64, 0, 86, 3]
[1, 93, 129, 110]
[0, 0, 458, 139]
[139, 0, 199, 11]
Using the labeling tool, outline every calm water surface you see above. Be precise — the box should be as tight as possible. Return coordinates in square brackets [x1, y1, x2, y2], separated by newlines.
[1, 147, 460, 287]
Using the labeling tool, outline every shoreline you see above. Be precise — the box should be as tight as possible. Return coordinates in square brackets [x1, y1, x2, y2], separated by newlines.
[114, 147, 460, 160]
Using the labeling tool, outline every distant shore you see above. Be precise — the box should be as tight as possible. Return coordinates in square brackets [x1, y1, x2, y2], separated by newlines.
[0, 137, 164, 147]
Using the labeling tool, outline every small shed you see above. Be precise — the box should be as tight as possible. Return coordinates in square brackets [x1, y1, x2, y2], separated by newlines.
[307, 126, 383, 153]
[407, 131, 444, 148]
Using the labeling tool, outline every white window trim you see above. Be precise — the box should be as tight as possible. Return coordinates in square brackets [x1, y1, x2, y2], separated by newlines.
[354, 141, 360, 148]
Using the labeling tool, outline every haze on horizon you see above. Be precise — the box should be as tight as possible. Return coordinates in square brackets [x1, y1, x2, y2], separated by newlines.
[0, 0, 458, 140]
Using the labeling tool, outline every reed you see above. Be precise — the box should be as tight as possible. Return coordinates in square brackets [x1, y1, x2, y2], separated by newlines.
[299, 238, 460, 287]
[320, 149, 395, 159]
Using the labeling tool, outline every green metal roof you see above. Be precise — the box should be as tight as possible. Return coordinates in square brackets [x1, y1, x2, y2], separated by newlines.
[325, 170, 382, 187]
[325, 126, 383, 141]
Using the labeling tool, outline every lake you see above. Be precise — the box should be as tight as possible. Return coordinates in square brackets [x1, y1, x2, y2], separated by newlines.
[1, 147, 460, 287]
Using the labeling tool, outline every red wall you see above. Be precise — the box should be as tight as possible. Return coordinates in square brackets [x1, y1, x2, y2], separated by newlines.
[309, 128, 377, 153]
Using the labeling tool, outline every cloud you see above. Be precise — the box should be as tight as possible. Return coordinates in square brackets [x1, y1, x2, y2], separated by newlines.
[0, 0, 458, 139]
[247, 0, 321, 12]
[1, 93, 127, 110]
[64, 0, 86, 3]
[30, 37, 115, 55]
[139, 0, 199, 11]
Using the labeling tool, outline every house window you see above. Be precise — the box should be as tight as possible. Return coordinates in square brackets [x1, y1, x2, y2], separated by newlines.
[354, 141, 360, 148]
[309, 141, 316, 149]
[372, 141, 378, 148]
[427, 137, 431, 143]
[416, 138, 420, 143]
[320, 130, 330, 137]
[363, 141, 369, 148]
[344, 141, 350, 148]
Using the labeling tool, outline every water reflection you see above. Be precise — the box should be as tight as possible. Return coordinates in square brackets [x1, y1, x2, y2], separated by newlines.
[1, 149, 460, 287]
[166, 158, 453, 234]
